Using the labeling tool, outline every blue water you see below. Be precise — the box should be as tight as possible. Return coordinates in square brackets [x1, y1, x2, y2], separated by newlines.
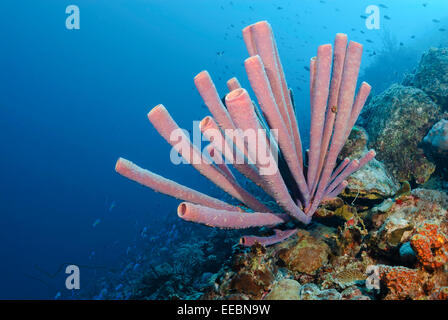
[0, 0, 447, 299]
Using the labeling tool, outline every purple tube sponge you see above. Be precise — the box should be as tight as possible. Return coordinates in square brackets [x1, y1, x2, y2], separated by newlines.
[115, 21, 375, 245]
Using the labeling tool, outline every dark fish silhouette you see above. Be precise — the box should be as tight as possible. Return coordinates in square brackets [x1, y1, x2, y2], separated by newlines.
[422, 3, 428, 7]
[379, 4, 388, 8]
[433, 19, 440, 23]
[439, 28, 446, 32]
[366, 39, 373, 43]
[304, 66, 310, 71]
[360, 15, 367, 19]
[384, 15, 391, 20]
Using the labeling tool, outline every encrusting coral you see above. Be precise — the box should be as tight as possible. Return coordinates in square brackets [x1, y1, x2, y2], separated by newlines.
[114, 21, 375, 246]
[410, 221, 448, 270]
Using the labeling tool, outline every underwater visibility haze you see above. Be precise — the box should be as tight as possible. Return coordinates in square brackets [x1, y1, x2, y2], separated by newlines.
[1, 0, 448, 301]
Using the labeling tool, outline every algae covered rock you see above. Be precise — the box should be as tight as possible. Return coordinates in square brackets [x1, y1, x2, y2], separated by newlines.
[422, 119, 448, 165]
[276, 230, 330, 275]
[320, 254, 371, 290]
[360, 84, 440, 184]
[411, 187, 448, 208]
[339, 126, 369, 159]
[377, 265, 428, 300]
[339, 126, 400, 200]
[369, 188, 448, 257]
[226, 243, 276, 299]
[342, 157, 400, 201]
[264, 279, 300, 300]
[298, 283, 341, 300]
[410, 47, 448, 110]
[315, 197, 345, 218]
[371, 208, 415, 253]
[377, 263, 448, 300]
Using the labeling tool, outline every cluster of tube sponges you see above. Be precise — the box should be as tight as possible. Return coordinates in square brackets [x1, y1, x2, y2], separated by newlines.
[115, 21, 375, 246]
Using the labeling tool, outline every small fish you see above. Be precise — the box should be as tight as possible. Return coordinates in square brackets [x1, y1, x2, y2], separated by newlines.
[422, 3, 427, 7]
[360, 15, 367, 19]
[216, 51, 224, 56]
[411, 35, 416, 39]
[92, 218, 101, 228]
[304, 66, 310, 71]
[433, 19, 440, 23]
[108, 200, 116, 212]
[133, 263, 140, 271]
[400, 42, 404, 46]
[379, 4, 388, 8]
[439, 28, 446, 32]
[277, 6, 283, 10]
[366, 39, 373, 43]
[100, 288, 108, 297]
[360, 30, 365, 34]
[54, 292, 61, 300]
[89, 251, 96, 260]
[384, 15, 391, 20]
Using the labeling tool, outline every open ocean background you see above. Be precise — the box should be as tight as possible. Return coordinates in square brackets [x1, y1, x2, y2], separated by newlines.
[0, 0, 447, 299]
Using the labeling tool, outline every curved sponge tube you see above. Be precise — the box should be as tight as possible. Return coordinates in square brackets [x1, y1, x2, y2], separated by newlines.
[177, 202, 288, 229]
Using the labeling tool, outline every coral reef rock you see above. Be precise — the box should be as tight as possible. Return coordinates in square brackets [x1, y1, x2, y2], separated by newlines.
[410, 221, 448, 270]
[422, 119, 448, 165]
[342, 157, 399, 201]
[377, 263, 448, 300]
[264, 279, 301, 300]
[369, 188, 448, 259]
[360, 84, 440, 184]
[299, 283, 341, 300]
[276, 230, 330, 275]
[377, 265, 428, 300]
[340, 126, 400, 200]
[408, 47, 448, 110]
